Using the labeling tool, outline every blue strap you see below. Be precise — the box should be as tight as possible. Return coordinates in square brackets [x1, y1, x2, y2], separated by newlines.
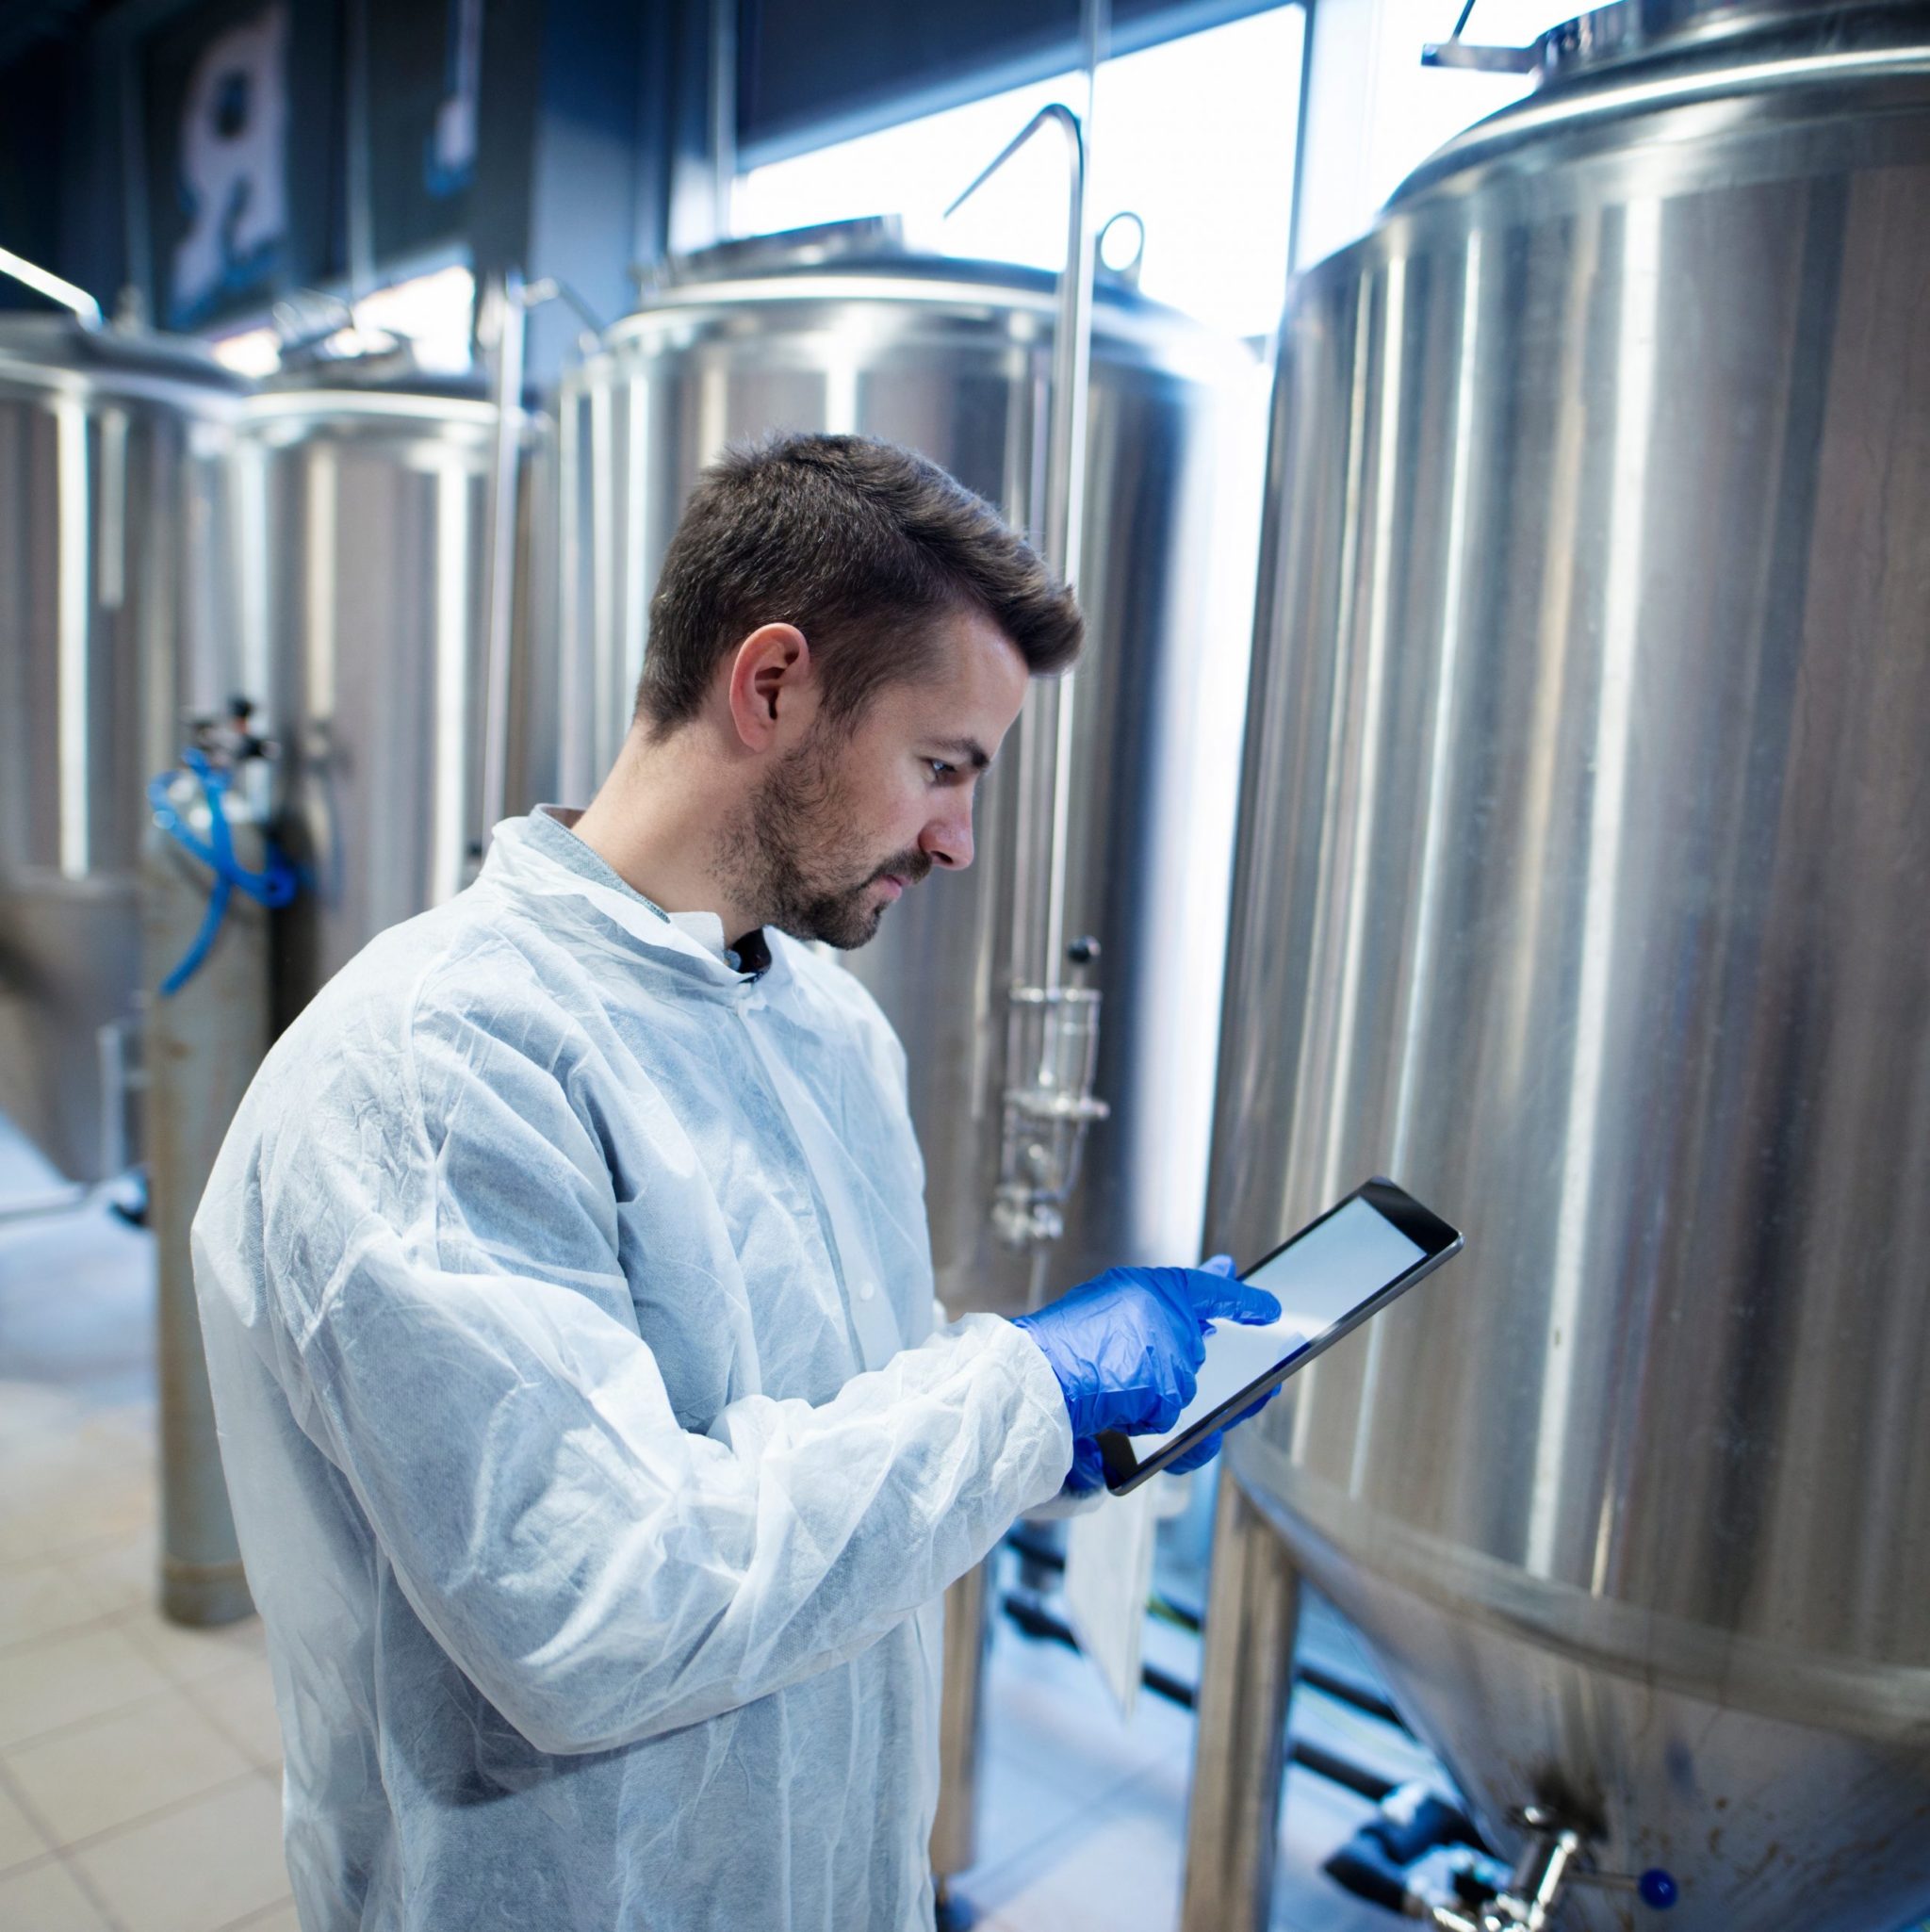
[148, 749, 299, 996]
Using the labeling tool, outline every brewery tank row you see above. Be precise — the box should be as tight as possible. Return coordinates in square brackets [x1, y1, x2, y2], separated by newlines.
[3, 4, 1929, 1924]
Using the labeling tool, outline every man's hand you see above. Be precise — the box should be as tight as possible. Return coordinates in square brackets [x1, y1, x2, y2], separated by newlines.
[1014, 1259, 1282, 1446]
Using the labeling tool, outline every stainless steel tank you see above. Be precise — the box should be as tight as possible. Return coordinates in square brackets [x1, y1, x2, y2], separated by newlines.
[0, 303, 246, 1182]
[237, 349, 554, 1024]
[1190, 4, 1930, 1928]
[558, 230, 1267, 1318]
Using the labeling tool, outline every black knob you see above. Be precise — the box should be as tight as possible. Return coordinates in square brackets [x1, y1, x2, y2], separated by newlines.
[1067, 936, 1101, 967]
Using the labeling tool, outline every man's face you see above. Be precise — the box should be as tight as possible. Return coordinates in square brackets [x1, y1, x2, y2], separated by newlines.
[726, 604, 1031, 949]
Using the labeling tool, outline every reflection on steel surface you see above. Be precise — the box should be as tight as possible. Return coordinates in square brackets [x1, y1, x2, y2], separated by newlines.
[1205, 3, 1930, 1927]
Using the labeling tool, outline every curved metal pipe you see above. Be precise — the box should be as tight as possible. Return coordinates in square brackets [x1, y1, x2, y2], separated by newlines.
[0, 247, 103, 329]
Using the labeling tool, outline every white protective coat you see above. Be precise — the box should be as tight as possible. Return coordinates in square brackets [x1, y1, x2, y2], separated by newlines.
[193, 807, 1074, 1932]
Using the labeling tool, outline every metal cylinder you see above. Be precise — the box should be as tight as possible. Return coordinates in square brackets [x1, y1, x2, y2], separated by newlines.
[929, 1558, 994, 1878]
[1205, 4, 1930, 1925]
[0, 314, 244, 1180]
[1180, 1475, 1301, 1932]
[142, 764, 271, 1626]
[236, 353, 554, 1025]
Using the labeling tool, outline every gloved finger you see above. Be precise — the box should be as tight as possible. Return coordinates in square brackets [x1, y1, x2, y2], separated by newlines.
[1200, 1253, 1237, 1278]
[1166, 1428, 1225, 1475]
[1181, 1269, 1283, 1330]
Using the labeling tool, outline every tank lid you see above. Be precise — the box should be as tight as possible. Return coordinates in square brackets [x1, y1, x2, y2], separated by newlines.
[642, 216, 908, 292]
[610, 221, 1183, 337]
[1428, 0, 1922, 87]
[0, 311, 245, 392]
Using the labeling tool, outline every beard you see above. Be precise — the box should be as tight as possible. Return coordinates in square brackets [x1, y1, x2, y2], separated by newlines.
[721, 734, 931, 950]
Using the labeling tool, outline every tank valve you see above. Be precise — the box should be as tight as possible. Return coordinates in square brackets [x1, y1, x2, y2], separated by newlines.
[1403, 1809, 1677, 1929]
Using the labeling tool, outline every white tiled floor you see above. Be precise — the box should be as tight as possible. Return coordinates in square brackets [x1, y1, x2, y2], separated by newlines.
[949, 1600, 1397, 1932]
[0, 1125, 1390, 1932]
[0, 1166, 293, 1932]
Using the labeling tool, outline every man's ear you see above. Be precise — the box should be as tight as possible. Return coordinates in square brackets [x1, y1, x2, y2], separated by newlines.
[725, 624, 811, 749]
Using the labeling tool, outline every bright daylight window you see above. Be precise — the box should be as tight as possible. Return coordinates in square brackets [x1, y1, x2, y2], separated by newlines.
[732, 8, 1307, 345]
[1352, 0, 1587, 221]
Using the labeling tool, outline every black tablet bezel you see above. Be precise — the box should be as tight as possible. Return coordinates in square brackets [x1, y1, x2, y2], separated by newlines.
[1097, 1177, 1463, 1496]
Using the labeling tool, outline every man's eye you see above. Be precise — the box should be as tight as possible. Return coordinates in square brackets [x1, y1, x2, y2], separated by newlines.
[927, 760, 956, 780]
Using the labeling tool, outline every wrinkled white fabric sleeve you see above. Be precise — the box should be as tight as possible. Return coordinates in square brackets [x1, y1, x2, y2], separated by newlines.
[255, 997, 1072, 1759]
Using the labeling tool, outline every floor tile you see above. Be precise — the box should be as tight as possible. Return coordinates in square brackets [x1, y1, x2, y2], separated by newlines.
[0, 1384, 90, 1457]
[983, 1773, 1186, 1931]
[120, 1604, 266, 1686]
[69, 1776, 288, 1932]
[0, 1856, 116, 1931]
[219, 1897, 301, 1932]
[187, 1656, 286, 1772]
[0, 1561, 105, 1653]
[0, 1772, 54, 1873]
[0, 1461, 153, 1567]
[57, 1527, 158, 1621]
[3, 1683, 255, 1845]
[0, 1623, 172, 1749]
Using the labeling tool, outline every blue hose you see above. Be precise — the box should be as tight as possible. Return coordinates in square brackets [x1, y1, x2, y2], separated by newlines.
[148, 749, 299, 996]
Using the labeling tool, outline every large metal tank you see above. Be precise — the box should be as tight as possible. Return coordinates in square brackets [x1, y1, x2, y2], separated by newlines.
[1191, 4, 1930, 1928]
[0, 305, 246, 1182]
[237, 347, 554, 1024]
[558, 229, 1267, 1317]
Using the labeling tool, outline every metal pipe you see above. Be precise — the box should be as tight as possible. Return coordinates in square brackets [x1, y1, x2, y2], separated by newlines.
[930, 1559, 993, 1877]
[710, 0, 738, 241]
[0, 246, 104, 328]
[1000, 1525, 1412, 1731]
[943, 36, 1111, 1263]
[145, 768, 269, 1626]
[479, 270, 527, 842]
[344, 0, 376, 297]
[996, 1589, 1401, 1803]
[1180, 1477, 1302, 1932]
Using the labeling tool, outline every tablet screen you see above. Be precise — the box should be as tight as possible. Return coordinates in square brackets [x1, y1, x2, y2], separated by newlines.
[1130, 1195, 1428, 1459]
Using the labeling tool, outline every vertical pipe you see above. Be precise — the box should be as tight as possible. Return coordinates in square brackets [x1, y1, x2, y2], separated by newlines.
[929, 1558, 993, 1880]
[56, 400, 92, 880]
[480, 271, 526, 843]
[711, 0, 738, 239]
[146, 794, 266, 1627]
[1040, 0, 1107, 987]
[1181, 1475, 1301, 1932]
[344, 0, 376, 299]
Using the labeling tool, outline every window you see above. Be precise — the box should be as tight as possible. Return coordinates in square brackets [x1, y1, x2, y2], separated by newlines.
[733, 7, 1306, 343]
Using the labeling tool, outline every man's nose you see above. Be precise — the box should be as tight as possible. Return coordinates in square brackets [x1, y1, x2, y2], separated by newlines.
[920, 799, 974, 872]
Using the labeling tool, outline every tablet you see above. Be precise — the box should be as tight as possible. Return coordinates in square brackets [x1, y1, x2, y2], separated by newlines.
[1097, 1178, 1463, 1495]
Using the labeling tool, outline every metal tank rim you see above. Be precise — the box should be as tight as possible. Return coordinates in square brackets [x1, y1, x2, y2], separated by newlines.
[1226, 1436, 1930, 1742]
[592, 258, 1260, 385]
[237, 388, 507, 428]
[0, 351, 248, 416]
[1389, 0, 1930, 210]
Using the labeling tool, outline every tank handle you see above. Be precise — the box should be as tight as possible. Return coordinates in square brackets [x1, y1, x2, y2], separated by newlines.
[1422, 0, 1539, 73]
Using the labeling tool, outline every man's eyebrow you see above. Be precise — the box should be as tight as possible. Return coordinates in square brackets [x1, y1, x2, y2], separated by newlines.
[931, 738, 993, 770]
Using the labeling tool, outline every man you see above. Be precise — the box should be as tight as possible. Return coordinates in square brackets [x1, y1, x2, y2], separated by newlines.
[194, 433, 1277, 1931]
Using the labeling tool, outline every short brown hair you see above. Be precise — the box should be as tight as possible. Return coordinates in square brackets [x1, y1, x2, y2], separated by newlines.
[635, 433, 1083, 731]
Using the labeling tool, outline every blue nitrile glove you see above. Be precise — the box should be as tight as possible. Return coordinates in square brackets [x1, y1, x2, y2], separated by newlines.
[1015, 1259, 1283, 1449]
[1164, 1254, 1297, 1476]
[1059, 1256, 1298, 1492]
